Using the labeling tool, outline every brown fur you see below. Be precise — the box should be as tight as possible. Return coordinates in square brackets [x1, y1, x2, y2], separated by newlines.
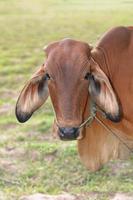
[78, 26, 133, 171]
[16, 26, 133, 171]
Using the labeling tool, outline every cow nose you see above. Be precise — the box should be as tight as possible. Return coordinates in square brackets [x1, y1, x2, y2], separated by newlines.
[58, 127, 79, 140]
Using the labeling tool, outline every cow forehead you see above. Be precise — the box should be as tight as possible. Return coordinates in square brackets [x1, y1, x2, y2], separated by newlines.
[59, 38, 89, 48]
[46, 39, 90, 72]
[54, 39, 90, 55]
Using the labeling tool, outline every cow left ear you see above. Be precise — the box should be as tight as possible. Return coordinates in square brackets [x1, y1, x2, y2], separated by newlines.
[88, 58, 121, 122]
[16, 64, 49, 123]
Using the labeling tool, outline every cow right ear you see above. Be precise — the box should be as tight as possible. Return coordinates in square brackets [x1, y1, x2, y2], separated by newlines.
[15, 64, 49, 123]
[88, 58, 121, 122]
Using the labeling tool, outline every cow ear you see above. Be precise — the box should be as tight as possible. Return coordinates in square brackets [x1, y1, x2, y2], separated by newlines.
[88, 58, 121, 122]
[16, 64, 49, 123]
[43, 41, 59, 56]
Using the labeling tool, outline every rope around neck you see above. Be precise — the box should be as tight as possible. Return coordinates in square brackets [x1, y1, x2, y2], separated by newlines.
[94, 116, 133, 153]
[78, 99, 97, 129]
[78, 100, 133, 153]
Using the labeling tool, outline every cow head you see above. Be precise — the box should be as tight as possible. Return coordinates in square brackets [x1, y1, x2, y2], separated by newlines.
[16, 39, 120, 140]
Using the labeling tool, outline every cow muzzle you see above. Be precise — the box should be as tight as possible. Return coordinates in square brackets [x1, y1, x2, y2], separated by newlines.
[58, 127, 79, 140]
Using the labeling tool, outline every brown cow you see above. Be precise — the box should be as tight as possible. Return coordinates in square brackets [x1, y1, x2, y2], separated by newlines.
[16, 26, 133, 171]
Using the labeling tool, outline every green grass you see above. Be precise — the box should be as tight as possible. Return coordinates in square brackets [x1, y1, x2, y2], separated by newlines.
[0, 0, 133, 199]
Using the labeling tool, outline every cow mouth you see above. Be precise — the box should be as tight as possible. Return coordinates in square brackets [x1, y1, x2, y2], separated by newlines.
[54, 118, 85, 141]
[58, 127, 84, 141]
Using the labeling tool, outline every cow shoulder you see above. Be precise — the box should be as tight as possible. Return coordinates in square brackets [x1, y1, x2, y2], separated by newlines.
[97, 26, 132, 50]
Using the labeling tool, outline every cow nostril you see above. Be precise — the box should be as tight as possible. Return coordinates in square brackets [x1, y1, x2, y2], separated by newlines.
[59, 128, 65, 137]
[59, 127, 79, 140]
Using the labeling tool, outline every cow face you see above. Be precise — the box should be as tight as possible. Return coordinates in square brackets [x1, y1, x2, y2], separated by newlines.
[16, 39, 120, 141]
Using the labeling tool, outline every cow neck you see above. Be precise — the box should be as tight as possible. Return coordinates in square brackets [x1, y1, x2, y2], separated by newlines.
[79, 98, 133, 154]
[78, 48, 133, 152]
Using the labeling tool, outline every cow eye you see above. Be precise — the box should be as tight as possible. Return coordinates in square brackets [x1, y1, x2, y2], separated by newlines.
[84, 72, 91, 80]
[45, 73, 50, 80]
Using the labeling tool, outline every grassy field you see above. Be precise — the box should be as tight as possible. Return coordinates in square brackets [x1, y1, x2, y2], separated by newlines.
[0, 0, 133, 199]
